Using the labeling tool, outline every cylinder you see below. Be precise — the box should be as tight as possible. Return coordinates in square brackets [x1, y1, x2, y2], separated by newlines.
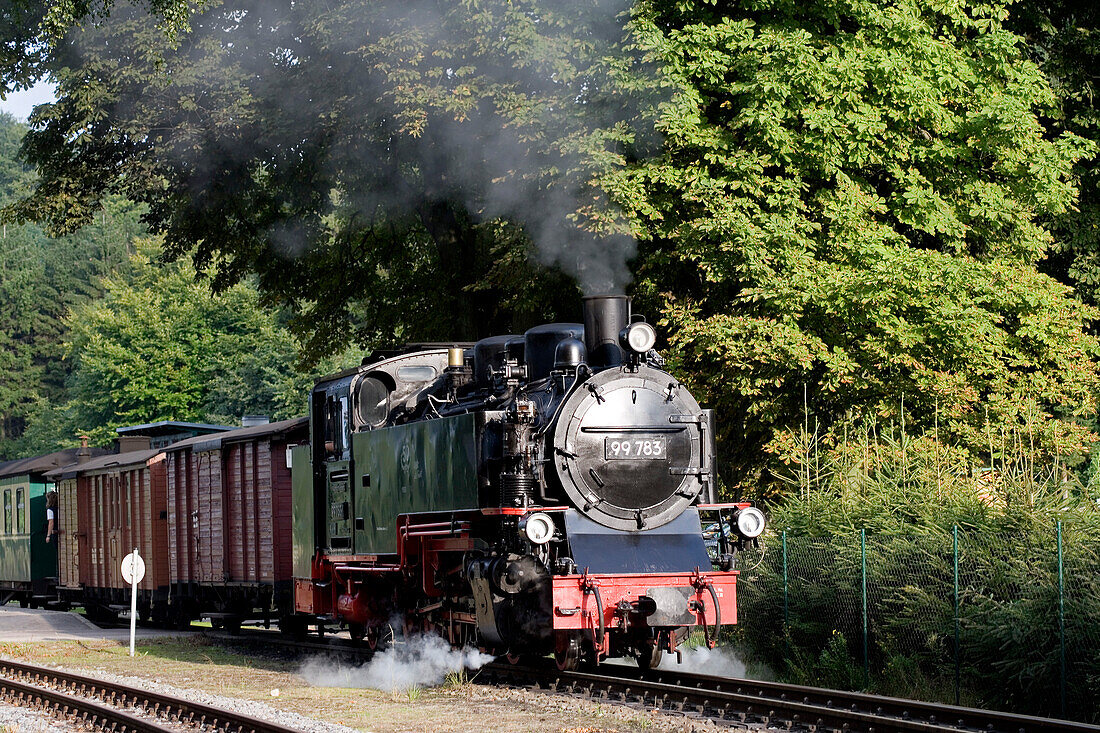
[582, 295, 630, 370]
[500, 472, 536, 508]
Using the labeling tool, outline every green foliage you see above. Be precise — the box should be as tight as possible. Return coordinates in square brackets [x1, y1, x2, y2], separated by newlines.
[0, 112, 144, 456]
[0, 0, 203, 96]
[1009, 2, 1100, 305]
[62, 239, 355, 443]
[3, 0, 1098, 491]
[618, 0, 1098, 487]
[735, 418, 1100, 720]
[6, 0, 662, 361]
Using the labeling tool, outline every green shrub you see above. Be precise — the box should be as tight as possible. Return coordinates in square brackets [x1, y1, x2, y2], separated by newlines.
[735, 416, 1100, 722]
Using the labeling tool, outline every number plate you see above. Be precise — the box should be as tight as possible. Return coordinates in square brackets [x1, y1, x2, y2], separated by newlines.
[604, 436, 667, 460]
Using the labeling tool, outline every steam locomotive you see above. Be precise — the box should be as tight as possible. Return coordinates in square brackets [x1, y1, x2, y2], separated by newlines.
[293, 295, 765, 669]
[5, 294, 764, 668]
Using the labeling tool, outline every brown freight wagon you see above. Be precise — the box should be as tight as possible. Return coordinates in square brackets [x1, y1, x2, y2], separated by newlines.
[164, 417, 307, 630]
[47, 446, 172, 623]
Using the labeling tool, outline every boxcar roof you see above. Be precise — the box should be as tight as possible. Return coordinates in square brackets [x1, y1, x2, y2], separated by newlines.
[0, 447, 111, 479]
[163, 416, 308, 454]
[116, 420, 234, 436]
[43, 447, 163, 479]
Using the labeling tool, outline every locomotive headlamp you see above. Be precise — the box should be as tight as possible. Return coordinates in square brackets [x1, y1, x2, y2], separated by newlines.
[620, 322, 657, 354]
[734, 507, 766, 539]
[521, 512, 555, 545]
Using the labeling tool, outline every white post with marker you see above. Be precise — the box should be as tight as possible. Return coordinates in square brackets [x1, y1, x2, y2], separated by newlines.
[121, 549, 146, 657]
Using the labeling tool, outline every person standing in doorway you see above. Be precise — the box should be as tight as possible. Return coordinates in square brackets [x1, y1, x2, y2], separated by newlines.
[45, 491, 58, 544]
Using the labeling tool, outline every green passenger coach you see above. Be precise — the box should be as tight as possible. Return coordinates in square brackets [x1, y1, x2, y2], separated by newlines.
[0, 448, 97, 607]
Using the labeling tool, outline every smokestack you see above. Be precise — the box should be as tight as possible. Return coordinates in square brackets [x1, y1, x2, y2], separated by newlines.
[77, 436, 91, 464]
[582, 295, 630, 370]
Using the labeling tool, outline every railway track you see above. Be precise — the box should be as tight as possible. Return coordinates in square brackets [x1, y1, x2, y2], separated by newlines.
[206, 629, 1100, 733]
[0, 657, 301, 733]
[481, 657, 1100, 733]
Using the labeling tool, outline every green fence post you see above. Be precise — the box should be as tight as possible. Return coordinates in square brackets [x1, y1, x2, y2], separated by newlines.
[953, 524, 960, 706]
[782, 530, 790, 666]
[1057, 520, 1066, 719]
[861, 528, 869, 687]
[782, 531, 789, 628]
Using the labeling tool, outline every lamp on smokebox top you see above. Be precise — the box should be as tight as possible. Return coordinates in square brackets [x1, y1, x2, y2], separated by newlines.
[620, 321, 657, 354]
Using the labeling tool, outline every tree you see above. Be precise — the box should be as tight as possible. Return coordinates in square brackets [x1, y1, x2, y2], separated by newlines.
[612, 0, 1097, 487]
[1008, 2, 1100, 305]
[7, 0, 661, 360]
[7, 0, 1097, 487]
[61, 238, 352, 443]
[0, 0, 201, 96]
[0, 112, 144, 456]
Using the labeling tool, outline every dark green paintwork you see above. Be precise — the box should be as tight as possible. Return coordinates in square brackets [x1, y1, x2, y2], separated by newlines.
[0, 476, 57, 585]
[291, 445, 315, 577]
[351, 413, 479, 554]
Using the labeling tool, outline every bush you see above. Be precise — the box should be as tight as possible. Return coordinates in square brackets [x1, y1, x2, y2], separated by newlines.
[734, 417, 1100, 722]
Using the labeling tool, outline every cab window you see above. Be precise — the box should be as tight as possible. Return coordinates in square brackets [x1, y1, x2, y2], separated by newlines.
[15, 488, 24, 533]
[324, 395, 349, 459]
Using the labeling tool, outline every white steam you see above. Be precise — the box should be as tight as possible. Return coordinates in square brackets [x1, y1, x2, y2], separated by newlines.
[298, 633, 495, 692]
[660, 644, 774, 680]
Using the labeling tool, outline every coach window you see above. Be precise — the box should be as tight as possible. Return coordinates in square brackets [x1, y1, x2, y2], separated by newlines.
[15, 488, 24, 533]
[2, 490, 10, 534]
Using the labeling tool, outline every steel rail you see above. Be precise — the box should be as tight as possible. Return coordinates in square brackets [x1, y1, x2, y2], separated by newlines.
[483, 659, 1100, 733]
[627, 664, 1100, 733]
[0, 658, 301, 733]
[202, 629, 1100, 733]
[0, 671, 172, 732]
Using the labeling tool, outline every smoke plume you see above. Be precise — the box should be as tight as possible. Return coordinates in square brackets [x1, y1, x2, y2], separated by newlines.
[59, 0, 669, 297]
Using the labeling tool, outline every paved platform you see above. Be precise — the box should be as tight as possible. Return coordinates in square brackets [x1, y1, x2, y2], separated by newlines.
[0, 606, 195, 642]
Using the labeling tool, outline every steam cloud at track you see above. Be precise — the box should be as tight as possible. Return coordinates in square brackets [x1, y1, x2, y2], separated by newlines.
[660, 644, 775, 680]
[299, 633, 495, 692]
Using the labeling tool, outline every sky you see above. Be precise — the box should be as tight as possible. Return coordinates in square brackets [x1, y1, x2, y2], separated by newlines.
[0, 80, 56, 122]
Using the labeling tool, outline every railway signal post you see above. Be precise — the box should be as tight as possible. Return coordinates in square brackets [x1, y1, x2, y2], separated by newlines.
[121, 550, 145, 657]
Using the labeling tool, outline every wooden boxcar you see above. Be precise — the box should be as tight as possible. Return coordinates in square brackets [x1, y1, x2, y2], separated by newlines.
[48, 447, 172, 622]
[164, 417, 307, 629]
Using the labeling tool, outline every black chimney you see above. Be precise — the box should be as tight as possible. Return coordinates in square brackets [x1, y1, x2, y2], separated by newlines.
[582, 295, 630, 370]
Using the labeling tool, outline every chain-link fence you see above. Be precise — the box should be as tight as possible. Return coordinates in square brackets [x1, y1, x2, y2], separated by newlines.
[733, 523, 1100, 723]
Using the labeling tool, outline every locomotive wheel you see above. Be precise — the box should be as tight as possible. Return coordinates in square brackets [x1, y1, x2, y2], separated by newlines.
[505, 652, 523, 665]
[554, 638, 580, 671]
[365, 627, 381, 651]
[635, 643, 663, 670]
